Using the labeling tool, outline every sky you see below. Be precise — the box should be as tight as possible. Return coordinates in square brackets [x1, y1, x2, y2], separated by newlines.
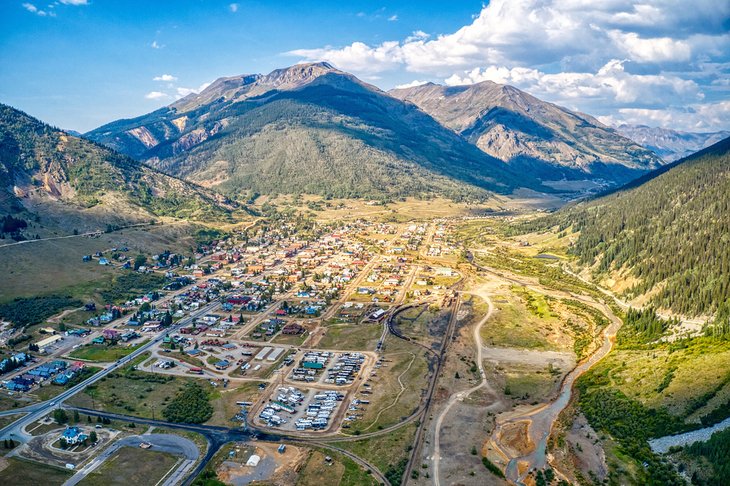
[0, 0, 728, 133]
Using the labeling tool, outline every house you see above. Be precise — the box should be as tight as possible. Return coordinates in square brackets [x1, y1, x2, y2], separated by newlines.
[60, 426, 88, 445]
[91, 336, 105, 345]
[98, 258, 110, 265]
[102, 330, 120, 341]
[282, 323, 304, 335]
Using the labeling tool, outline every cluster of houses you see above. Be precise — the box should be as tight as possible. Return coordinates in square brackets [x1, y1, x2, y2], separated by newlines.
[3, 359, 84, 391]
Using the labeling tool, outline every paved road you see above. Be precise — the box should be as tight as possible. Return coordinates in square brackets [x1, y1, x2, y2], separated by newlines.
[63, 433, 199, 486]
[0, 302, 219, 440]
[66, 406, 392, 486]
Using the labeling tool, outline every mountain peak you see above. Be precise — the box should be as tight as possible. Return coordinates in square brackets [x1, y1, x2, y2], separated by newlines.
[262, 61, 340, 86]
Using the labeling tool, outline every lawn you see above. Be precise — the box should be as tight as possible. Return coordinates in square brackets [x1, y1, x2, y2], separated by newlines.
[317, 322, 382, 350]
[79, 446, 180, 486]
[69, 341, 149, 362]
[0, 457, 72, 486]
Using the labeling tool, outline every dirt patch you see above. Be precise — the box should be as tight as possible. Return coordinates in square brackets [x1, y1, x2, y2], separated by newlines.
[498, 420, 535, 458]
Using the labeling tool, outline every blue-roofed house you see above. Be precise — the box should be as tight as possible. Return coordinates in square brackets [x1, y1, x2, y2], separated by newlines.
[60, 426, 88, 445]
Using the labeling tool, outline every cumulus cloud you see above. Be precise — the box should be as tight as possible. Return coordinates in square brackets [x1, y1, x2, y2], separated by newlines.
[289, 1, 729, 74]
[286, 0, 730, 131]
[145, 91, 168, 100]
[394, 80, 430, 90]
[229, 3, 238, 13]
[153, 74, 178, 82]
[150, 40, 163, 49]
[446, 60, 703, 108]
[388, 14, 398, 22]
[59, 0, 89, 5]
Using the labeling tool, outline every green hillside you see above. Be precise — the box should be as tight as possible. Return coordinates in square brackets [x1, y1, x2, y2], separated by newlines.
[0, 104, 236, 222]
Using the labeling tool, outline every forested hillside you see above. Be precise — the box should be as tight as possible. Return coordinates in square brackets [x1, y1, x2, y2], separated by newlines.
[520, 137, 730, 316]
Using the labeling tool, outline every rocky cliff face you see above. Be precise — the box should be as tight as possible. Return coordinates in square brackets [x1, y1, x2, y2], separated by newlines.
[390, 81, 663, 184]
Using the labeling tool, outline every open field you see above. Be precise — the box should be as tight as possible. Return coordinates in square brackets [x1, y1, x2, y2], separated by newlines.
[583, 339, 730, 420]
[0, 222, 200, 301]
[480, 287, 560, 351]
[66, 364, 215, 420]
[207, 381, 266, 427]
[69, 342, 149, 362]
[78, 446, 179, 486]
[296, 449, 379, 486]
[0, 457, 72, 486]
[317, 322, 383, 351]
[335, 422, 417, 485]
[347, 338, 430, 433]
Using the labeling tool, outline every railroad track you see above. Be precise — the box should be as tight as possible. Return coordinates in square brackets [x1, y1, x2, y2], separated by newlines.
[402, 292, 461, 485]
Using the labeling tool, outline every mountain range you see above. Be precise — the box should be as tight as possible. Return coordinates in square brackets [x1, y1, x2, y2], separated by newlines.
[615, 124, 730, 162]
[87, 62, 666, 200]
[87, 62, 537, 201]
[389, 81, 662, 184]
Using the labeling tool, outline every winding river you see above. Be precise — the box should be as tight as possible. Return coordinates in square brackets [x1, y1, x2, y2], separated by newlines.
[499, 301, 623, 484]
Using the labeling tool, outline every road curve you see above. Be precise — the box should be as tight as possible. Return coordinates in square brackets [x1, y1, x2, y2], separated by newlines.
[63, 433, 199, 486]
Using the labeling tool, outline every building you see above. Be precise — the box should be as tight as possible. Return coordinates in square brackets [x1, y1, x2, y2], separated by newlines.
[35, 334, 63, 351]
[60, 426, 88, 445]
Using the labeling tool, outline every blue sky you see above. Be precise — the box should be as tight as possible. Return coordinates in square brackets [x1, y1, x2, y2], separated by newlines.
[1, 1, 728, 133]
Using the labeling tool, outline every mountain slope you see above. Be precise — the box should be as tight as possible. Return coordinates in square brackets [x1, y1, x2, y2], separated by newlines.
[389, 82, 662, 185]
[0, 104, 236, 227]
[615, 124, 730, 162]
[87, 63, 548, 201]
[529, 137, 730, 316]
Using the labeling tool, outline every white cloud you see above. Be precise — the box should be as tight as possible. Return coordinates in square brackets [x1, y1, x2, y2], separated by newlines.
[59, 0, 89, 5]
[153, 74, 178, 82]
[445, 60, 703, 108]
[22, 2, 55, 16]
[599, 101, 730, 132]
[287, 0, 729, 74]
[609, 31, 692, 63]
[151, 40, 163, 49]
[175, 82, 212, 99]
[229, 3, 238, 13]
[394, 80, 430, 90]
[286, 1, 729, 131]
[388, 14, 398, 22]
[145, 91, 168, 100]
